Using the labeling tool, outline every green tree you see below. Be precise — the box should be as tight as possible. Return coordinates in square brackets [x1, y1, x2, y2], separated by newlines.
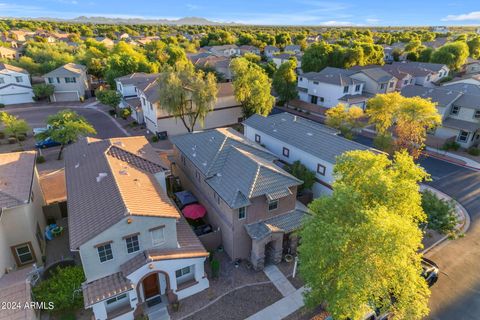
[431, 41, 469, 70]
[272, 60, 298, 105]
[0, 112, 30, 146]
[286, 160, 314, 193]
[421, 189, 457, 235]
[32, 266, 85, 314]
[230, 57, 274, 117]
[325, 104, 365, 139]
[32, 83, 54, 100]
[301, 42, 333, 72]
[39, 110, 96, 160]
[95, 89, 122, 113]
[299, 150, 430, 320]
[158, 62, 218, 132]
[467, 36, 480, 59]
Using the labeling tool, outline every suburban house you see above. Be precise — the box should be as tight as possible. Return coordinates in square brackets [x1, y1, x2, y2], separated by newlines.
[462, 58, 480, 75]
[381, 64, 415, 90]
[0, 63, 34, 105]
[66, 136, 209, 320]
[442, 74, 480, 87]
[349, 67, 398, 95]
[401, 85, 480, 148]
[95, 37, 115, 47]
[137, 79, 242, 137]
[390, 61, 450, 87]
[284, 45, 302, 53]
[263, 45, 280, 58]
[271, 53, 303, 69]
[0, 46, 21, 60]
[243, 113, 375, 197]
[431, 26, 449, 33]
[43, 63, 90, 102]
[170, 128, 307, 270]
[298, 67, 369, 109]
[208, 45, 240, 57]
[239, 45, 261, 55]
[191, 55, 233, 81]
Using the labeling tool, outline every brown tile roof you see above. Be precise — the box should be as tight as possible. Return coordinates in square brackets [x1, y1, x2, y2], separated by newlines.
[0, 268, 36, 320]
[39, 169, 66, 205]
[0, 151, 36, 209]
[120, 218, 208, 276]
[82, 272, 134, 308]
[66, 136, 179, 250]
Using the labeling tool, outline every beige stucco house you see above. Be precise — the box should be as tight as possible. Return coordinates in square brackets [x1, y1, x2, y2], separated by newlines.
[43, 63, 90, 102]
[171, 128, 307, 270]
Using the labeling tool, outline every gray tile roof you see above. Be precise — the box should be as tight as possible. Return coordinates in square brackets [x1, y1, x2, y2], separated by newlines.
[43, 63, 86, 77]
[443, 118, 479, 132]
[443, 83, 480, 96]
[354, 67, 395, 83]
[244, 113, 375, 164]
[245, 209, 308, 240]
[115, 72, 160, 86]
[302, 67, 362, 86]
[171, 128, 302, 209]
[391, 61, 447, 76]
[401, 86, 462, 107]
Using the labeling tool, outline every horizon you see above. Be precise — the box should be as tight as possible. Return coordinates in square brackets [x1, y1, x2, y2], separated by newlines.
[0, 0, 480, 26]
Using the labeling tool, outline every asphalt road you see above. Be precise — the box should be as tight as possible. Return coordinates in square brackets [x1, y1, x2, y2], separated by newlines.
[6, 104, 126, 139]
[354, 135, 480, 319]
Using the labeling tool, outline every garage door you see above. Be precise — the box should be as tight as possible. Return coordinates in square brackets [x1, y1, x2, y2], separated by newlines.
[53, 92, 79, 102]
[0, 92, 34, 105]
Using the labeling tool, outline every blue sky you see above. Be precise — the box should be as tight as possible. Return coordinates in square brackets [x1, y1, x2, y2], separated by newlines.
[0, 0, 479, 26]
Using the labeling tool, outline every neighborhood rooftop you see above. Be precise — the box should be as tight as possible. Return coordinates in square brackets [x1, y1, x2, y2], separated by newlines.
[301, 67, 363, 86]
[0, 151, 36, 209]
[244, 113, 377, 164]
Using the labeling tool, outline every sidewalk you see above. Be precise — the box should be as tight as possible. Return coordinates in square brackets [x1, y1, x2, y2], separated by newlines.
[420, 184, 471, 254]
[246, 287, 306, 320]
[263, 265, 296, 297]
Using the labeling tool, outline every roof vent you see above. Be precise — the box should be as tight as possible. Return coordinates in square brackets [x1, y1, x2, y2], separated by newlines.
[192, 152, 196, 157]
[307, 132, 313, 136]
[96, 172, 108, 183]
[202, 161, 207, 166]
[75, 162, 80, 168]
[113, 141, 124, 147]
[119, 170, 129, 175]
[293, 115, 297, 122]
[217, 173, 222, 177]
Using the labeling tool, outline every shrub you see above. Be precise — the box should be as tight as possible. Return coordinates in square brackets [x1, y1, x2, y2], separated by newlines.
[467, 147, 480, 156]
[0, 131, 4, 139]
[441, 141, 460, 151]
[120, 107, 132, 120]
[0, 103, 5, 108]
[286, 160, 315, 193]
[150, 135, 159, 143]
[421, 189, 457, 235]
[33, 83, 54, 100]
[8, 137, 17, 144]
[18, 135, 26, 141]
[32, 266, 85, 313]
[36, 155, 46, 163]
[211, 259, 220, 278]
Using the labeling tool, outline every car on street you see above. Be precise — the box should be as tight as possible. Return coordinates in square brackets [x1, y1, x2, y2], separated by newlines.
[35, 137, 61, 149]
[421, 257, 439, 287]
[33, 125, 52, 136]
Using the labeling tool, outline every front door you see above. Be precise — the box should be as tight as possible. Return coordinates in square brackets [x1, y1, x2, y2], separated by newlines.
[143, 273, 160, 300]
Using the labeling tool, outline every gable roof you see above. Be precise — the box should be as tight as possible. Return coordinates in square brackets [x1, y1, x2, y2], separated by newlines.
[302, 67, 362, 86]
[391, 61, 447, 77]
[0, 63, 28, 74]
[353, 67, 395, 83]
[43, 63, 86, 77]
[401, 85, 462, 108]
[115, 72, 160, 86]
[0, 151, 36, 210]
[244, 113, 376, 164]
[66, 136, 178, 250]
[170, 128, 301, 209]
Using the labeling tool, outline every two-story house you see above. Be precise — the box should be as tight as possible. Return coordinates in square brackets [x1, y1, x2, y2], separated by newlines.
[208, 45, 240, 57]
[349, 67, 398, 95]
[244, 113, 375, 197]
[391, 61, 449, 87]
[263, 45, 280, 58]
[402, 85, 480, 148]
[137, 78, 242, 137]
[43, 63, 90, 102]
[298, 67, 369, 110]
[170, 128, 306, 270]
[381, 64, 415, 90]
[66, 136, 209, 320]
[271, 53, 303, 69]
[0, 63, 34, 105]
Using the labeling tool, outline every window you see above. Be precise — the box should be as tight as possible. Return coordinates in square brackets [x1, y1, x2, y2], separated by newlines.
[319, 97, 324, 102]
[317, 164, 326, 176]
[181, 154, 186, 166]
[450, 105, 460, 115]
[343, 86, 349, 93]
[0, 77, 4, 84]
[65, 77, 76, 83]
[97, 243, 113, 263]
[458, 131, 469, 142]
[238, 207, 246, 220]
[299, 77, 303, 81]
[35, 223, 44, 251]
[175, 266, 191, 278]
[150, 226, 165, 246]
[56, 77, 61, 83]
[106, 293, 127, 305]
[282, 147, 289, 158]
[426, 75, 431, 81]
[389, 81, 394, 88]
[149, 102, 153, 111]
[268, 200, 279, 211]
[403, 79, 409, 85]
[12, 243, 35, 265]
[474, 110, 480, 119]
[380, 83, 385, 90]
[313, 81, 319, 85]
[255, 134, 261, 143]
[125, 235, 140, 254]
[141, 97, 146, 106]
[47, 77, 54, 84]
[410, 79, 414, 84]
[15, 76, 23, 83]
[355, 84, 361, 92]
[310, 95, 318, 104]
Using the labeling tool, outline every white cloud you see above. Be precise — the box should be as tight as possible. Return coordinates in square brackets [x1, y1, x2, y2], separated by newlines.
[442, 11, 480, 21]
[366, 18, 380, 24]
[319, 20, 355, 26]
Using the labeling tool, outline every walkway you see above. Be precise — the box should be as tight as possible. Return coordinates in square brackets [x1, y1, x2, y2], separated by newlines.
[246, 287, 306, 320]
[263, 265, 296, 297]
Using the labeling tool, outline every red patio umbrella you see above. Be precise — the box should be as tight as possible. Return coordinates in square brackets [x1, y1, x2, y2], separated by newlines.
[182, 203, 207, 220]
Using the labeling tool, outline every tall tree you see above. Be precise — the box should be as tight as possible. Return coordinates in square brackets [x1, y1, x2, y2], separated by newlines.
[301, 42, 333, 72]
[431, 41, 469, 70]
[39, 110, 96, 160]
[325, 104, 365, 139]
[230, 57, 274, 117]
[272, 60, 298, 106]
[158, 62, 218, 132]
[299, 150, 430, 320]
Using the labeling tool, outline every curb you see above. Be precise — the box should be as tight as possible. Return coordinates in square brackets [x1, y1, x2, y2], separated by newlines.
[420, 184, 470, 254]
[423, 151, 480, 171]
